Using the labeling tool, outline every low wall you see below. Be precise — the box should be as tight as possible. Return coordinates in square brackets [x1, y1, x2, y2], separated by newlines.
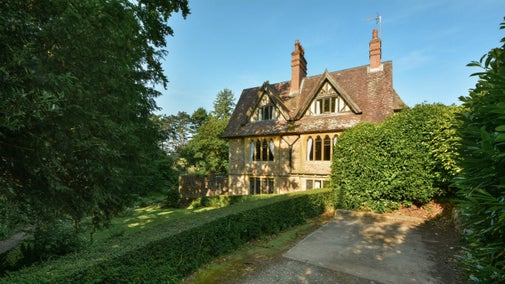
[179, 174, 229, 198]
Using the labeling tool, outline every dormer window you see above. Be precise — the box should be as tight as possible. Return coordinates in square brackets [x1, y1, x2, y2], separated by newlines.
[250, 94, 279, 122]
[308, 82, 352, 116]
[259, 104, 275, 120]
[311, 96, 350, 115]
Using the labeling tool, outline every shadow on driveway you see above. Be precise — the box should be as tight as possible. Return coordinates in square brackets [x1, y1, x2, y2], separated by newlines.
[234, 210, 461, 284]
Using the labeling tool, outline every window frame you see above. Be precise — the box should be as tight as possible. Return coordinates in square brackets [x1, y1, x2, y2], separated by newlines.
[251, 139, 274, 161]
[249, 177, 274, 194]
[307, 135, 338, 161]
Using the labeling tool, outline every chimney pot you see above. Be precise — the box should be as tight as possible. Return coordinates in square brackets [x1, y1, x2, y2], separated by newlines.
[369, 28, 382, 70]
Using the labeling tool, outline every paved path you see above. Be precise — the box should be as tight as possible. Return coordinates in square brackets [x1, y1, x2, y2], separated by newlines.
[0, 232, 28, 255]
[233, 210, 453, 284]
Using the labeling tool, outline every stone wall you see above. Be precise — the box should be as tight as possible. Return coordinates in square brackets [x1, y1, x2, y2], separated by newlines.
[178, 174, 229, 199]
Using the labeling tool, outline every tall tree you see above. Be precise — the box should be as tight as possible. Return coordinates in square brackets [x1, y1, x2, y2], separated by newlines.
[191, 107, 209, 130]
[181, 90, 235, 175]
[181, 117, 229, 174]
[212, 88, 235, 120]
[0, 0, 189, 240]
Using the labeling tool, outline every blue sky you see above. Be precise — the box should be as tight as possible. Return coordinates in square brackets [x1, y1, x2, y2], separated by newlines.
[155, 0, 505, 116]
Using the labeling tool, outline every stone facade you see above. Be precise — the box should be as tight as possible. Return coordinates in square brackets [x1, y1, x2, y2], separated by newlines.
[222, 29, 405, 195]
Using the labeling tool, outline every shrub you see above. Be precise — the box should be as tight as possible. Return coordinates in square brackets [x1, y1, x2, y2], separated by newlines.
[165, 187, 181, 208]
[1, 189, 334, 283]
[331, 104, 460, 212]
[455, 19, 505, 283]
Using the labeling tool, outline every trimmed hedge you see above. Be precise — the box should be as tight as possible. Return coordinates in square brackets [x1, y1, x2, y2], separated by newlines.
[1, 189, 335, 283]
[331, 104, 460, 212]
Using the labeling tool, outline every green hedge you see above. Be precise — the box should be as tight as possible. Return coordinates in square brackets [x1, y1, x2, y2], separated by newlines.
[455, 19, 505, 283]
[331, 104, 460, 212]
[1, 189, 335, 283]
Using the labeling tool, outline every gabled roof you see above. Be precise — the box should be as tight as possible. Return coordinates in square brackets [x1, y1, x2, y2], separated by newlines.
[222, 61, 405, 139]
[294, 69, 362, 120]
[251, 82, 291, 122]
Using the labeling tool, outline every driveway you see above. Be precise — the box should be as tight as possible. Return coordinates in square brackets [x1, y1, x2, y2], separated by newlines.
[232, 210, 461, 284]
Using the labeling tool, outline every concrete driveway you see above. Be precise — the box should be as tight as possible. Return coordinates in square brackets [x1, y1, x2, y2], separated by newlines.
[234, 210, 458, 284]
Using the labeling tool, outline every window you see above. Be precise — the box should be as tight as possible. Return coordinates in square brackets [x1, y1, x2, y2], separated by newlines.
[323, 136, 331, 161]
[307, 135, 338, 161]
[250, 177, 274, 194]
[254, 140, 261, 161]
[311, 96, 350, 115]
[251, 139, 274, 161]
[306, 179, 330, 190]
[315, 136, 322, 160]
[261, 140, 268, 161]
[258, 105, 275, 120]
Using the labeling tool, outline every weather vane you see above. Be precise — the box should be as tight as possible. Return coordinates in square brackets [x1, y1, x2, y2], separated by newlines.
[366, 13, 382, 38]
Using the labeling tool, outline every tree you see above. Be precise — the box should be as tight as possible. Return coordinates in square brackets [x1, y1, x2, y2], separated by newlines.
[455, 19, 505, 283]
[181, 117, 229, 174]
[181, 90, 235, 175]
[191, 107, 209, 130]
[212, 88, 235, 120]
[0, 0, 189, 246]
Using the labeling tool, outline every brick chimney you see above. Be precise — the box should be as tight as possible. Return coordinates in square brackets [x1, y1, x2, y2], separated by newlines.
[369, 28, 382, 70]
[291, 40, 307, 94]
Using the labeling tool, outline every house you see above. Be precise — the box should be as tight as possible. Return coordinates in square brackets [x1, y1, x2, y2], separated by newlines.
[221, 29, 405, 195]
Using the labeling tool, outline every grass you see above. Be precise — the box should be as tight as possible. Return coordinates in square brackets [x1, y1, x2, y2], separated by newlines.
[90, 193, 279, 243]
[92, 205, 216, 242]
[2, 189, 336, 282]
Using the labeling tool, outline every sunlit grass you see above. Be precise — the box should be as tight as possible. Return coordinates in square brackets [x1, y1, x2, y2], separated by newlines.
[92, 204, 216, 242]
[87, 193, 283, 244]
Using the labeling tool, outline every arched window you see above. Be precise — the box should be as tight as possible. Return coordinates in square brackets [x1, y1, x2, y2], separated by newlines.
[252, 139, 275, 161]
[323, 136, 331, 161]
[255, 140, 261, 161]
[315, 136, 322, 160]
[261, 140, 268, 161]
[268, 139, 274, 161]
[307, 137, 313, 161]
[307, 135, 337, 161]
[250, 141, 255, 161]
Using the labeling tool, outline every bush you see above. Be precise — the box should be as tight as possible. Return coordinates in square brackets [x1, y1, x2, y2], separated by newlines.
[16, 220, 84, 270]
[165, 187, 181, 208]
[331, 104, 460, 212]
[455, 19, 505, 283]
[1, 189, 335, 283]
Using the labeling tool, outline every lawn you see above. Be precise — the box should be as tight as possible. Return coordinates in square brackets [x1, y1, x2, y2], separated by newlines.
[90, 193, 275, 243]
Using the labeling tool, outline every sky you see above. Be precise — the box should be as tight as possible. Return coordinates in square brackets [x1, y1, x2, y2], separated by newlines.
[155, 0, 505, 116]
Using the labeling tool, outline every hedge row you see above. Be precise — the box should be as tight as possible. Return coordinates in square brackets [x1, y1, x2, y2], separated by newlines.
[331, 104, 460, 212]
[1, 189, 335, 283]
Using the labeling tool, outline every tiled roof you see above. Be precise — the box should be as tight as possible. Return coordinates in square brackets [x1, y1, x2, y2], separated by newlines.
[222, 61, 405, 138]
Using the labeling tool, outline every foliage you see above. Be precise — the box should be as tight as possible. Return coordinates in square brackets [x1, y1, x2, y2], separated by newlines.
[165, 188, 181, 208]
[181, 117, 230, 174]
[180, 89, 235, 175]
[455, 19, 505, 283]
[331, 104, 460, 212]
[0, 189, 335, 283]
[212, 88, 235, 120]
[0, 0, 189, 255]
